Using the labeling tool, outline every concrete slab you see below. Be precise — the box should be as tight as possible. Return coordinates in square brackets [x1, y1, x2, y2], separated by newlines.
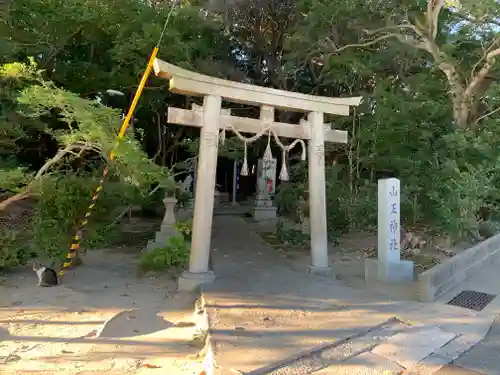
[434, 365, 488, 375]
[437, 260, 500, 315]
[319, 320, 409, 363]
[244, 319, 409, 375]
[314, 352, 404, 375]
[365, 258, 415, 283]
[371, 326, 456, 369]
[454, 316, 500, 375]
[418, 233, 500, 302]
[408, 354, 450, 375]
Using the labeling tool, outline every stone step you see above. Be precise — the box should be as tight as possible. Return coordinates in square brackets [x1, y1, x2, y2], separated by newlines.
[248, 319, 463, 375]
[248, 318, 408, 375]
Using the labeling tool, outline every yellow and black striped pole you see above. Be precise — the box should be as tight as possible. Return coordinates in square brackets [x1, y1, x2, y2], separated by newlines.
[59, 47, 159, 280]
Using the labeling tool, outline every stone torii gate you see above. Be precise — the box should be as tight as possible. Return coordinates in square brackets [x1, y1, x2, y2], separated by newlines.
[153, 59, 362, 291]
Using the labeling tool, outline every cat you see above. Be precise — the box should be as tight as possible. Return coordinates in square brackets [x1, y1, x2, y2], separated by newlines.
[32, 261, 59, 287]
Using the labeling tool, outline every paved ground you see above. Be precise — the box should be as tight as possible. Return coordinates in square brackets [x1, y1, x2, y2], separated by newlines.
[203, 215, 497, 375]
[435, 260, 500, 375]
[0, 246, 203, 375]
[434, 365, 488, 375]
[452, 317, 500, 375]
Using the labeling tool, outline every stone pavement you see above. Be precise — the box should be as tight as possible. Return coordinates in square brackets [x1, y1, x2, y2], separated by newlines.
[201, 216, 497, 375]
[435, 260, 500, 375]
[450, 316, 500, 375]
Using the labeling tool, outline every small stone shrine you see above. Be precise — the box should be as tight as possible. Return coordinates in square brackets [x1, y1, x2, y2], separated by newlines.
[252, 157, 278, 221]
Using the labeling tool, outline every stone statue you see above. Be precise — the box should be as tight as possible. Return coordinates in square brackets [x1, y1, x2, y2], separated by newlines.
[180, 175, 193, 194]
[256, 159, 276, 201]
[257, 174, 268, 199]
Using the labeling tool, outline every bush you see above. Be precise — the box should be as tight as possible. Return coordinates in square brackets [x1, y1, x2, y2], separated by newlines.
[0, 61, 174, 270]
[174, 219, 193, 241]
[25, 173, 137, 262]
[0, 229, 29, 270]
[138, 235, 190, 274]
[139, 184, 165, 217]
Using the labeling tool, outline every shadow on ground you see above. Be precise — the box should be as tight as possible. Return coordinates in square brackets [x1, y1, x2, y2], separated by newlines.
[0, 247, 202, 375]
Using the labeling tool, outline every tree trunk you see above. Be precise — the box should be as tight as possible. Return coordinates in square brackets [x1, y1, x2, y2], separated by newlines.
[0, 190, 30, 212]
[452, 95, 470, 129]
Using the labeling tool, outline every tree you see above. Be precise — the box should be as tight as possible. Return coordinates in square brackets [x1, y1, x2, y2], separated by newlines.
[0, 60, 172, 208]
[292, 0, 500, 128]
[2, 0, 233, 164]
[3, 0, 500, 260]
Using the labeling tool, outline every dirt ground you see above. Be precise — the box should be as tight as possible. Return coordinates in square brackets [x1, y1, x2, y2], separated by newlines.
[263, 230, 461, 268]
[0, 233, 203, 375]
[254, 219, 475, 288]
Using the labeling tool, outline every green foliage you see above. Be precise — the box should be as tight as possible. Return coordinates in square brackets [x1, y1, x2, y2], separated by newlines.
[139, 185, 165, 216]
[0, 61, 173, 269]
[275, 221, 309, 248]
[3, 0, 232, 164]
[1, 0, 500, 268]
[138, 235, 190, 274]
[275, 163, 307, 219]
[175, 190, 192, 208]
[29, 173, 134, 261]
[0, 159, 32, 195]
[174, 219, 193, 241]
[0, 228, 31, 270]
[182, 136, 245, 160]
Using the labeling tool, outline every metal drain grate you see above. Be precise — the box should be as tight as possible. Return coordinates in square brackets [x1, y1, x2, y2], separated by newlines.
[447, 290, 496, 311]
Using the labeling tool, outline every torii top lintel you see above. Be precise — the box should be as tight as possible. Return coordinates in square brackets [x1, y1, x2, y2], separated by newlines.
[153, 58, 362, 116]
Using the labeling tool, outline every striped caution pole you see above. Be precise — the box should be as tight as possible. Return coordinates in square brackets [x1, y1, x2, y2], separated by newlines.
[59, 166, 110, 278]
[58, 47, 159, 280]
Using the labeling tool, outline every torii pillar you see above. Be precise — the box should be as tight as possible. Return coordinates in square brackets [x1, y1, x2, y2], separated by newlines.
[153, 58, 362, 291]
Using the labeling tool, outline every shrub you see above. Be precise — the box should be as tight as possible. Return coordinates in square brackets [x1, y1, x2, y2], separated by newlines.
[138, 235, 190, 274]
[174, 219, 193, 241]
[26, 173, 136, 262]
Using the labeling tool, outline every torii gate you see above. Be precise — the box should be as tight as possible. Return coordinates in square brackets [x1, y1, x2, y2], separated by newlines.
[153, 59, 362, 291]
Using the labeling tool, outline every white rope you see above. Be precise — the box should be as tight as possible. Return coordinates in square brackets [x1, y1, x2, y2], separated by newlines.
[219, 123, 307, 181]
[219, 125, 270, 177]
[270, 129, 306, 180]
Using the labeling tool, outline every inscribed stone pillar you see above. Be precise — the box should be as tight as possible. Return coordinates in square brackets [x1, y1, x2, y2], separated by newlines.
[178, 95, 221, 291]
[365, 178, 414, 283]
[252, 158, 278, 221]
[307, 111, 330, 273]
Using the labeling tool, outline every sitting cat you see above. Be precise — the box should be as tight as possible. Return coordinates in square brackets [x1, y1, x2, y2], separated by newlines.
[32, 261, 58, 287]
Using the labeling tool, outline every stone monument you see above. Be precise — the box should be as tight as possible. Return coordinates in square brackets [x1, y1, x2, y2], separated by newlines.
[177, 175, 194, 221]
[365, 178, 414, 282]
[181, 174, 193, 195]
[146, 195, 180, 251]
[214, 185, 221, 208]
[252, 157, 278, 221]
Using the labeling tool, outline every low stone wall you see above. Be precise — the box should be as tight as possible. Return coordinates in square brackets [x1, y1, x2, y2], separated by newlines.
[418, 233, 500, 302]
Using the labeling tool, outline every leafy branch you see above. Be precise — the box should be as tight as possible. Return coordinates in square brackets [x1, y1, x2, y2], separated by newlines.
[0, 61, 171, 211]
[325, 0, 500, 129]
